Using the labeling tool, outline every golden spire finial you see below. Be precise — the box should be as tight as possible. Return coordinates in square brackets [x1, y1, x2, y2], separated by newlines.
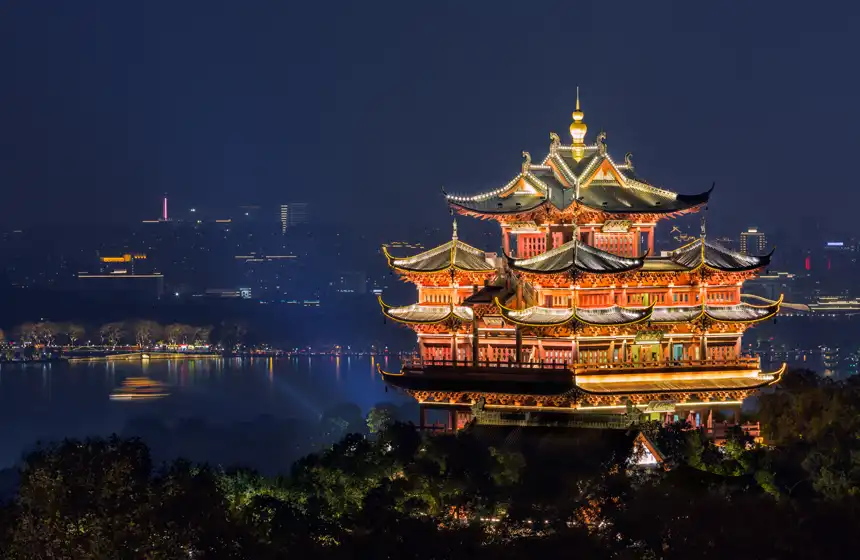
[452, 218, 458, 240]
[570, 86, 588, 162]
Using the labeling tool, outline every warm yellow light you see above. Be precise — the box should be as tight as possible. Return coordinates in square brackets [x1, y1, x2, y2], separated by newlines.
[575, 371, 762, 384]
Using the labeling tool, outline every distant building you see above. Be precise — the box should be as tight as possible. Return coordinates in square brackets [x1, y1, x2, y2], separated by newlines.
[97, 253, 149, 274]
[196, 288, 252, 299]
[739, 227, 767, 255]
[280, 203, 309, 233]
[745, 271, 795, 302]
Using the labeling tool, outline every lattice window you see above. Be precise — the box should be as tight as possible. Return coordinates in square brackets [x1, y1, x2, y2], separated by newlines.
[593, 232, 636, 257]
[517, 234, 547, 258]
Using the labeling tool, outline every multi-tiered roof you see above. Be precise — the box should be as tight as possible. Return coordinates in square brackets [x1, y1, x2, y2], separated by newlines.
[444, 93, 712, 223]
[377, 92, 784, 420]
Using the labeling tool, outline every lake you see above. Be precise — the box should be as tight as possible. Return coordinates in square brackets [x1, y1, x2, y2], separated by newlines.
[0, 356, 411, 472]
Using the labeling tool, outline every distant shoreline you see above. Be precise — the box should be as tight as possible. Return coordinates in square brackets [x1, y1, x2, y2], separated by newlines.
[67, 352, 220, 362]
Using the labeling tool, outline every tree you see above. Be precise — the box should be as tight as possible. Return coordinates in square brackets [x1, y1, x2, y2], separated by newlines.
[36, 322, 61, 347]
[366, 407, 395, 434]
[15, 322, 37, 344]
[194, 326, 212, 346]
[133, 320, 161, 348]
[99, 322, 125, 347]
[63, 323, 86, 347]
[181, 324, 197, 345]
[5, 437, 253, 558]
[219, 322, 248, 351]
[8, 437, 155, 557]
[165, 323, 186, 346]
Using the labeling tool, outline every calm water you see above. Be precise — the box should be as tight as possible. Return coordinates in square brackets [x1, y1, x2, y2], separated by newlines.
[0, 356, 409, 469]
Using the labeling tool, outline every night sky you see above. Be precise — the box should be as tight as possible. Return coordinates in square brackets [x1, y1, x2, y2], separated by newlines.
[3, 1, 858, 241]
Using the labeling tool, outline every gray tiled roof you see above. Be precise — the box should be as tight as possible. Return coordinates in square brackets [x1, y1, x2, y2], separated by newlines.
[380, 302, 474, 324]
[669, 239, 771, 271]
[497, 298, 780, 328]
[705, 301, 779, 322]
[508, 239, 644, 274]
[500, 304, 651, 326]
[386, 240, 495, 273]
[446, 146, 711, 215]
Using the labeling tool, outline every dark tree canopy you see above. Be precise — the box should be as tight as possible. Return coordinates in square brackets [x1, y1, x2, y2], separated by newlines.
[1, 370, 860, 558]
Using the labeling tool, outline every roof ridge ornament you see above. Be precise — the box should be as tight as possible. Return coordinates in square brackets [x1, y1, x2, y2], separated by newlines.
[521, 151, 531, 174]
[452, 218, 458, 240]
[570, 87, 588, 162]
[549, 132, 560, 156]
[596, 131, 607, 156]
[625, 152, 633, 168]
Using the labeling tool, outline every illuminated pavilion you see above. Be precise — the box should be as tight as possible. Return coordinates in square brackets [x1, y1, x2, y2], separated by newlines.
[378, 93, 784, 430]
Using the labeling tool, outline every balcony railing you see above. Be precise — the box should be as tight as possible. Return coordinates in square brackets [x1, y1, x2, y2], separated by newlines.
[572, 356, 760, 371]
[402, 356, 760, 372]
[402, 357, 570, 370]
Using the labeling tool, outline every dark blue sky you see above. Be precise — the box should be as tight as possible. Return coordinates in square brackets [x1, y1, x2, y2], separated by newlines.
[2, 1, 858, 241]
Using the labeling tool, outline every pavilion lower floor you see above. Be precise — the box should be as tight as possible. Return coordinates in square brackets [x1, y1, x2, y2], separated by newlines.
[418, 332, 742, 366]
[418, 402, 761, 443]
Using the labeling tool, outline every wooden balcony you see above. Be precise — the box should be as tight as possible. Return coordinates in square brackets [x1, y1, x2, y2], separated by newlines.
[402, 357, 570, 371]
[571, 357, 760, 374]
[402, 356, 760, 374]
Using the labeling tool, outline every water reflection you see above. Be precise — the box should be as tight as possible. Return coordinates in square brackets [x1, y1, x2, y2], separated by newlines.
[0, 356, 408, 469]
[110, 377, 170, 401]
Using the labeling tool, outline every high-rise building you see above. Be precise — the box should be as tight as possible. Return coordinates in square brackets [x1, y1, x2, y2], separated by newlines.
[280, 203, 309, 233]
[377, 96, 784, 430]
[740, 227, 767, 255]
[280, 205, 288, 233]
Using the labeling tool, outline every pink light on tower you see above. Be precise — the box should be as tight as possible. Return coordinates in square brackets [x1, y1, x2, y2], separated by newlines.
[162, 196, 168, 221]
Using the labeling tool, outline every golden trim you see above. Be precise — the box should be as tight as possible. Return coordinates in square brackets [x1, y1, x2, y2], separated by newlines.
[376, 363, 404, 377]
[494, 297, 654, 327]
[377, 296, 470, 325]
[382, 241, 495, 275]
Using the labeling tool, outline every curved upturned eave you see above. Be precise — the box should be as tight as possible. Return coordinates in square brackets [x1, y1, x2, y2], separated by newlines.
[447, 197, 550, 216]
[495, 298, 653, 327]
[574, 304, 654, 326]
[504, 251, 575, 275]
[650, 305, 706, 324]
[504, 242, 646, 276]
[669, 237, 773, 273]
[574, 363, 787, 395]
[495, 299, 575, 327]
[575, 183, 713, 215]
[705, 246, 775, 273]
[382, 245, 452, 274]
[703, 248, 773, 273]
[382, 243, 495, 275]
[674, 183, 715, 207]
[377, 296, 470, 325]
[703, 294, 783, 323]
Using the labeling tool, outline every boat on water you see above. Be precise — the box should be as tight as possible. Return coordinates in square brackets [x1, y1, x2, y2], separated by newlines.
[109, 377, 169, 401]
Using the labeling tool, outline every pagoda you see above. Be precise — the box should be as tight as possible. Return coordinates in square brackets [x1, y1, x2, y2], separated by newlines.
[378, 92, 784, 430]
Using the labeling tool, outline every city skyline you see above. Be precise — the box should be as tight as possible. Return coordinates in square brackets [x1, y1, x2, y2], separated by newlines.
[4, 2, 859, 236]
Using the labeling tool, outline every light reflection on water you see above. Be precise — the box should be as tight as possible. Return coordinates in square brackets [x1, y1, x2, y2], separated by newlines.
[0, 356, 404, 468]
